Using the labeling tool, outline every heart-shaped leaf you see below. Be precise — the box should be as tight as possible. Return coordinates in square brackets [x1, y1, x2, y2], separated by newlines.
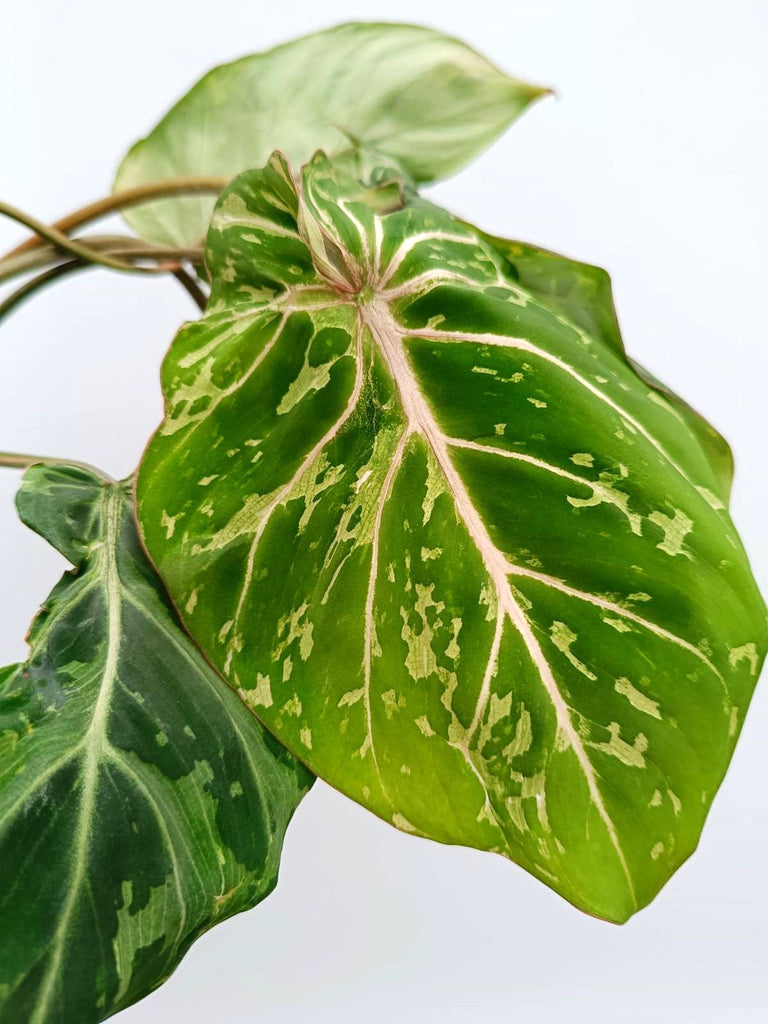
[0, 464, 312, 1024]
[114, 22, 547, 247]
[136, 152, 766, 923]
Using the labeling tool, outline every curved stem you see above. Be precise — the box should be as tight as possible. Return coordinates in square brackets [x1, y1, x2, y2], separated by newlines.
[95, 238, 204, 261]
[171, 268, 208, 311]
[0, 236, 204, 285]
[1, 176, 228, 261]
[0, 451, 114, 481]
[0, 201, 182, 275]
[0, 181, 220, 481]
[0, 260, 87, 322]
[0, 247, 81, 282]
[0, 257, 208, 323]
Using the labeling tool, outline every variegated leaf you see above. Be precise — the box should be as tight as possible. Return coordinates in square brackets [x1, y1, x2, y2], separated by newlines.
[136, 152, 767, 923]
[477, 232, 735, 500]
[0, 464, 312, 1023]
[114, 21, 547, 247]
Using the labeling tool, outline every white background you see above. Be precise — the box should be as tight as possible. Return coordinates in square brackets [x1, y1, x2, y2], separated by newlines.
[1, 2, 767, 1022]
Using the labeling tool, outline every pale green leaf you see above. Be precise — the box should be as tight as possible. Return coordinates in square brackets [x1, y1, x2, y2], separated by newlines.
[0, 464, 312, 1023]
[136, 152, 766, 923]
[114, 22, 547, 247]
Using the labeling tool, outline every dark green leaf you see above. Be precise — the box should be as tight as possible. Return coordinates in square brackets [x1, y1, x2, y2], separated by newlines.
[0, 464, 312, 1023]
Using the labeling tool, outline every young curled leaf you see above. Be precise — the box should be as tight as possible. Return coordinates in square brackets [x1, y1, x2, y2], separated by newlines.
[136, 151, 766, 923]
[0, 465, 312, 1024]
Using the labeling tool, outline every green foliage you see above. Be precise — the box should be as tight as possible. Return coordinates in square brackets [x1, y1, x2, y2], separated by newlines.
[0, 465, 312, 1023]
[136, 150, 766, 923]
[479, 232, 735, 500]
[114, 22, 547, 247]
[1, 19, 765, 1021]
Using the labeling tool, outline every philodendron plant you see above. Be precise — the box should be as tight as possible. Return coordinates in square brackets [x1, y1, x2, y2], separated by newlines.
[0, 21, 765, 1023]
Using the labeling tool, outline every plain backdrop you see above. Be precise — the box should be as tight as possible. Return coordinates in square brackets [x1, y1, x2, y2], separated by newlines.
[1, 2, 766, 1022]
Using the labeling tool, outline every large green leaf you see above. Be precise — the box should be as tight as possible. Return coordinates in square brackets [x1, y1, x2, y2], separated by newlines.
[0, 464, 312, 1023]
[114, 22, 547, 247]
[136, 151, 767, 923]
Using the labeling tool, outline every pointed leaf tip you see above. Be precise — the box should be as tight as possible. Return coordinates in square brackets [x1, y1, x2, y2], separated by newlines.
[115, 22, 546, 247]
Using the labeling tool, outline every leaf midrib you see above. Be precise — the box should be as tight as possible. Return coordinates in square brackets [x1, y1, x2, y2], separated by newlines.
[28, 486, 123, 1024]
[362, 296, 637, 906]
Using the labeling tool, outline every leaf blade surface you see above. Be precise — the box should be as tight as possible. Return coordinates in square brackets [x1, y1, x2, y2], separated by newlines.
[114, 22, 547, 246]
[137, 153, 766, 922]
[0, 464, 312, 1023]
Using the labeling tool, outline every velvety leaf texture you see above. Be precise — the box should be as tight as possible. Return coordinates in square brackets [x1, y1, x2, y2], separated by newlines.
[136, 151, 767, 923]
[0, 465, 312, 1023]
[114, 21, 547, 247]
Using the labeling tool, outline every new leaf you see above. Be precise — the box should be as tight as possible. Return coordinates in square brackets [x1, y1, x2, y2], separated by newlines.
[114, 22, 547, 247]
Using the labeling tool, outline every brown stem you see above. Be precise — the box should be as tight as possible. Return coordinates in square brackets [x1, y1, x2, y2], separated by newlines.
[0, 259, 87, 322]
[1, 176, 228, 262]
[0, 236, 204, 285]
[0, 450, 114, 480]
[0, 255, 208, 323]
[171, 268, 208, 311]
